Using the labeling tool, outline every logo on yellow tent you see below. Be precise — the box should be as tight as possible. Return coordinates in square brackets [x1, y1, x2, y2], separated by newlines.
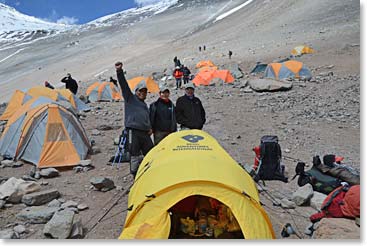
[182, 135, 204, 143]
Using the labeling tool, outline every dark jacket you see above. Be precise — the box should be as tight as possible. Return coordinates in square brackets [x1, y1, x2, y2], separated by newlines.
[149, 98, 177, 133]
[61, 77, 78, 94]
[176, 95, 206, 129]
[116, 69, 151, 131]
[182, 67, 191, 77]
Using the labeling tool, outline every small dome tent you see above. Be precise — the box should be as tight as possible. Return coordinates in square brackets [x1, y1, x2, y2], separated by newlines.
[119, 130, 274, 239]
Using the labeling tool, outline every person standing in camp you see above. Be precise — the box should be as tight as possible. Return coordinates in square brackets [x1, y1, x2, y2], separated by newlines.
[228, 50, 233, 59]
[199, 46, 202, 52]
[203, 45, 206, 51]
[61, 73, 78, 94]
[182, 66, 191, 85]
[115, 61, 154, 178]
[149, 85, 177, 145]
[173, 66, 184, 89]
[176, 82, 206, 130]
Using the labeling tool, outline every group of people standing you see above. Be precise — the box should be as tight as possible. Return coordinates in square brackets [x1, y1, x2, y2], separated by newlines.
[173, 56, 192, 89]
[115, 61, 206, 178]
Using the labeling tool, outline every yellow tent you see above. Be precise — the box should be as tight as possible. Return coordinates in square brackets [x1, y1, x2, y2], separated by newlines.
[119, 130, 274, 239]
[127, 77, 159, 93]
[0, 98, 91, 168]
[291, 45, 314, 56]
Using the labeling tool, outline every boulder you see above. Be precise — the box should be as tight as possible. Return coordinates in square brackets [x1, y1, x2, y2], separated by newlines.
[17, 206, 59, 224]
[310, 191, 327, 211]
[91, 146, 101, 154]
[0, 177, 41, 203]
[13, 225, 27, 234]
[313, 218, 360, 239]
[114, 137, 120, 145]
[70, 218, 84, 239]
[280, 198, 296, 209]
[40, 168, 59, 178]
[43, 210, 75, 239]
[79, 160, 92, 167]
[48, 199, 62, 207]
[249, 79, 292, 92]
[90, 177, 115, 192]
[21, 189, 60, 206]
[91, 129, 101, 136]
[77, 203, 89, 211]
[292, 183, 313, 206]
[1, 159, 15, 167]
[61, 200, 78, 209]
[0, 229, 17, 239]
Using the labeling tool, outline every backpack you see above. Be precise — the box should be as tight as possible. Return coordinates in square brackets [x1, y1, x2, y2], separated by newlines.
[294, 161, 341, 195]
[253, 136, 288, 182]
[309, 185, 360, 223]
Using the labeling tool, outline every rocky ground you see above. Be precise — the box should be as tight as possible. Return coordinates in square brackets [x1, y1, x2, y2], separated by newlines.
[0, 49, 360, 239]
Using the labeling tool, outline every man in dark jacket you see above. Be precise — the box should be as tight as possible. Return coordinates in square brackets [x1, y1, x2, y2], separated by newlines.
[149, 85, 177, 145]
[115, 61, 153, 178]
[176, 82, 206, 130]
[182, 66, 191, 85]
[61, 73, 78, 94]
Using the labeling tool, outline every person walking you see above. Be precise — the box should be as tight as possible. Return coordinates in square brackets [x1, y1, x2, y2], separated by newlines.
[199, 46, 202, 52]
[115, 61, 154, 178]
[203, 45, 206, 51]
[173, 66, 184, 89]
[182, 66, 191, 85]
[61, 73, 78, 94]
[149, 85, 177, 145]
[176, 82, 206, 130]
[228, 50, 233, 59]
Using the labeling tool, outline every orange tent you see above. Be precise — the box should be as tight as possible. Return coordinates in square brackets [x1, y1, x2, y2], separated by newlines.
[265, 60, 312, 80]
[127, 77, 159, 93]
[0, 98, 91, 168]
[86, 82, 122, 102]
[196, 60, 216, 69]
[192, 70, 235, 86]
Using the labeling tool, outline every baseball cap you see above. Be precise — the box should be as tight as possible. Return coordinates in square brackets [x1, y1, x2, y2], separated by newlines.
[135, 80, 147, 92]
[184, 82, 195, 89]
[159, 85, 170, 92]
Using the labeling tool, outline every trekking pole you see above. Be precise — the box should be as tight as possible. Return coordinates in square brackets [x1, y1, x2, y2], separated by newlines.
[86, 182, 134, 235]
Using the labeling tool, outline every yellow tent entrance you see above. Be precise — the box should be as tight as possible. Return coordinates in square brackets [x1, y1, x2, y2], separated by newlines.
[119, 130, 274, 239]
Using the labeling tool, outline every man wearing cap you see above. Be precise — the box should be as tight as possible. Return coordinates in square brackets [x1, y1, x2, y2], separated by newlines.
[149, 85, 177, 145]
[176, 83, 206, 130]
[115, 62, 154, 178]
[61, 73, 78, 94]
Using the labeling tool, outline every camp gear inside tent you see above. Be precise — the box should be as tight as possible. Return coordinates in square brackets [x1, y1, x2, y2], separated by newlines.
[264, 60, 312, 81]
[169, 195, 243, 239]
[127, 77, 159, 93]
[86, 82, 122, 102]
[291, 45, 314, 56]
[0, 99, 91, 168]
[119, 130, 274, 239]
[192, 70, 235, 86]
[196, 60, 216, 69]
